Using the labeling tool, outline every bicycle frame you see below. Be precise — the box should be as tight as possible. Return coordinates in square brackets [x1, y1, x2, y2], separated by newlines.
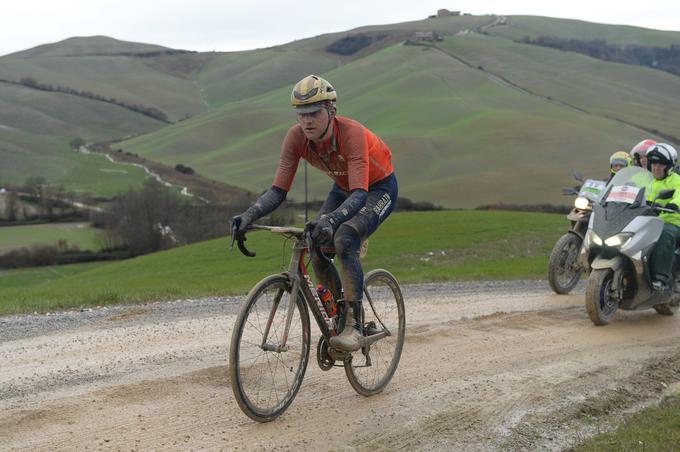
[234, 225, 389, 354]
[251, 227, 338, 352]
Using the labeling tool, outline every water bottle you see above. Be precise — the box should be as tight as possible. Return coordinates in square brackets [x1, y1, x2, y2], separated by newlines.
[316, 284, 336, 316]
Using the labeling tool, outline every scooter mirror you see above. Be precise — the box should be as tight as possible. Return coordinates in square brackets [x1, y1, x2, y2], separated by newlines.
[656, 189, 676, 201]
[573, 171, 584, 182]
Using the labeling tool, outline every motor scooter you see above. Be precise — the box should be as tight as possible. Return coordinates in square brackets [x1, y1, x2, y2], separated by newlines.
[579, 166, 680, 325]
[548, 173, 606, 294]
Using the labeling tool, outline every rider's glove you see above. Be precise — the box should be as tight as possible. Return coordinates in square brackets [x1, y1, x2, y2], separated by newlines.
[306, 215, 335, 244]
[231, 211, 254, 233]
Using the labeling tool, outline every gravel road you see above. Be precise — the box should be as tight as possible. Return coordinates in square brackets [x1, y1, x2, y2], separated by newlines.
[2, 279, 680, 450]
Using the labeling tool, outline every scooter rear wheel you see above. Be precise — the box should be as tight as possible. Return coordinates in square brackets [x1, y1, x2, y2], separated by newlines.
[585, 269, 619, 325]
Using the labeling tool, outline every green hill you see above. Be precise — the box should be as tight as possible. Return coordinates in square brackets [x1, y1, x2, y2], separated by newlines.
[488, 16, 680, 47]
[4, 15, 680, 204]
[0, 82, 156, 196]
[116, 41, 656, 207]
[8, 35, 173, 58]
[0, 38, 208, 196]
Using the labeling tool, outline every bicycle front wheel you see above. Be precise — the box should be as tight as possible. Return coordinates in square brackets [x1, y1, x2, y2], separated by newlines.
[229, 274, 310, 422]
[345, 269, 405, 396]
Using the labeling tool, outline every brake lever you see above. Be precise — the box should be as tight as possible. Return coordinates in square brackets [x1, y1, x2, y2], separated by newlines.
[305, 232, 332, 263]
[230, 226, 256, 257]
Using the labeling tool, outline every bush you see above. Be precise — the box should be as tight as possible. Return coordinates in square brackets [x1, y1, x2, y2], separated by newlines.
[396, 197, 443, 211]
[326, 34, 386, 55]
[92, 180, 248, 256]
[521, 35, 680, 77]
[175, 164, 195, 175]
[475, 203, 570, 214]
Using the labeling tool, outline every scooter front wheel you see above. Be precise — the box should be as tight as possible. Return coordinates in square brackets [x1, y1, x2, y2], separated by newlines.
[548, 233, 583, 294]
[585, 269, 619, 325]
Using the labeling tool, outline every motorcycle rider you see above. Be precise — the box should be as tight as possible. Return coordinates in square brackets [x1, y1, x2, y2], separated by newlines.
[630, 139, 656, 168]
[231, 75, 398, 352]
[646, 143, 680, 291]
[608, 151, 632, 181]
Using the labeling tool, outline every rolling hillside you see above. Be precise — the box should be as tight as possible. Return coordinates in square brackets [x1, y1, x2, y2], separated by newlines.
[3, 15, 680, 205]
[116, 15, 680, 207]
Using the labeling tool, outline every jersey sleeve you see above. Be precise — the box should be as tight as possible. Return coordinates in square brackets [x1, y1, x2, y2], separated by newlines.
[344, 126, 370, 191]
[272, 126, 304, 192]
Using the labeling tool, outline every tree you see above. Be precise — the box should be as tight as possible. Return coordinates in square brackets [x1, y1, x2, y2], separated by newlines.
[4, 187, 18, 221]
[69, 137, 86, 150]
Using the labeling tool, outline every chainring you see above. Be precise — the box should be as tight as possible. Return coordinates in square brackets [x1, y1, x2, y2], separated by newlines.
[316, 336, 335, 371]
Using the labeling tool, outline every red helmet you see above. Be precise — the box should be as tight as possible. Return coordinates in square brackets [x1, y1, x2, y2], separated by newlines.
[630, 139, 656, 166]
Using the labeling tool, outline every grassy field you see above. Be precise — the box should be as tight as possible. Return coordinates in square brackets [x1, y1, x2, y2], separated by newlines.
[0, 210, 565, 314]
[490, 16, 680, 47]
[0, 82, 157, 196]
[0, 262, 106, 291]
[575, 393, 680, 450]
[439, 33, 680, 140]
[0, 222, 101, 252]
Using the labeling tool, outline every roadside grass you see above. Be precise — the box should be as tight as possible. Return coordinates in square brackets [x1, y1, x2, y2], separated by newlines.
[0, 222, 101, 253]
[575, 394, 680, 451]
[0, 262, 105, 291]
[0, 210, 564, 315]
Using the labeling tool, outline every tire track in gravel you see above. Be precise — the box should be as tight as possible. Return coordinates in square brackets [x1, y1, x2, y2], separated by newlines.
[2, 281, 680, 450]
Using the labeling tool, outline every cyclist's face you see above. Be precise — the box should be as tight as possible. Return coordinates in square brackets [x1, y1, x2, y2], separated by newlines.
[297, 108, 330, 141]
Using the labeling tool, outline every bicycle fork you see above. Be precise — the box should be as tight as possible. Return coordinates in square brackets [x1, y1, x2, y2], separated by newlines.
[259, 277, 301, 353]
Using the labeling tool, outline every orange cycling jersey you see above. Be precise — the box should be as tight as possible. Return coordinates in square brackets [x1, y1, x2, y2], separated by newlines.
[273, 116, 394, 192]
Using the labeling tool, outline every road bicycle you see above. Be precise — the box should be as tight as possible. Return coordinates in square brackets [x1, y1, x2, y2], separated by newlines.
[229, 224, 405, 422]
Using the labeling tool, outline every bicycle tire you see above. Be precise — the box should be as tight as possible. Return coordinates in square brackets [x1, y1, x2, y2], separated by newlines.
[345, 269, 405, 396]
[229, 274, 310, 422]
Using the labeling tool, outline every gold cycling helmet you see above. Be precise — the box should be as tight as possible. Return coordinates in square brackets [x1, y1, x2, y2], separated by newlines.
[610, 151, 632, 174]
[291, 75, 337, 114]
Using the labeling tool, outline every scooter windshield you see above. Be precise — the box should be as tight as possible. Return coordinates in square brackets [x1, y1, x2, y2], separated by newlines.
[593, 167, 655, 239]
[604, 166, 654, 200]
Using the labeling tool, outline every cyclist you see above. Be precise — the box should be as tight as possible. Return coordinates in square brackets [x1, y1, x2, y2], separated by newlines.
[630, 139, 656, 168]
[645, 143, 680, 292]
[232, 75, 398, 352]
[608, 151, 632, 181]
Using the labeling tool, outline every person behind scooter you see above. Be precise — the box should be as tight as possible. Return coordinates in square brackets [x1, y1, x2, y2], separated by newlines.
[645, 143, 680, 292]
[630, 139, 656, 168]
[608, 151, 632, 182]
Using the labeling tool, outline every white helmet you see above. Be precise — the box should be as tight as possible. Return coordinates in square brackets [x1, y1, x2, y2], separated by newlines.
[646, 143, 678, 176]
[630, 139, 656, 166]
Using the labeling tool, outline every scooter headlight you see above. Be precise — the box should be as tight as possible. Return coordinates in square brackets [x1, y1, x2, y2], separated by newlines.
[574, 196, 590, 210]
[585, 230, 602, 247]
[604, 232, 634, 248]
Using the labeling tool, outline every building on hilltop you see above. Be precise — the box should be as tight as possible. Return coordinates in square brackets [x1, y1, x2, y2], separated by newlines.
[405, 31, 443, 44]
[437, 9, 460, 17]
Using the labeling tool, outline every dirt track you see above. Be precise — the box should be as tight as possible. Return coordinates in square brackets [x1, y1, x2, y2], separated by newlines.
[2, 281, 680, 450]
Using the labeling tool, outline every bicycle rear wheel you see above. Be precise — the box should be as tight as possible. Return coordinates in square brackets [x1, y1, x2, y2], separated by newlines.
[229, 274, 310, 422]
[345, 269, 405, 396]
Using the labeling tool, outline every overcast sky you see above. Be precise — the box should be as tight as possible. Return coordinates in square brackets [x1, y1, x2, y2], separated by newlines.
[2, 0, 679, 57]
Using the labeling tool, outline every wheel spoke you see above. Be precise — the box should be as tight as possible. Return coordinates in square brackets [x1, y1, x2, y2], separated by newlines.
[346, 270, 404, 396]
[230, 277, 310, 421]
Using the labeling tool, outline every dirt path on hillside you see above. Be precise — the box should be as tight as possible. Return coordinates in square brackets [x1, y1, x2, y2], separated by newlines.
[2, 282, 680, 450]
